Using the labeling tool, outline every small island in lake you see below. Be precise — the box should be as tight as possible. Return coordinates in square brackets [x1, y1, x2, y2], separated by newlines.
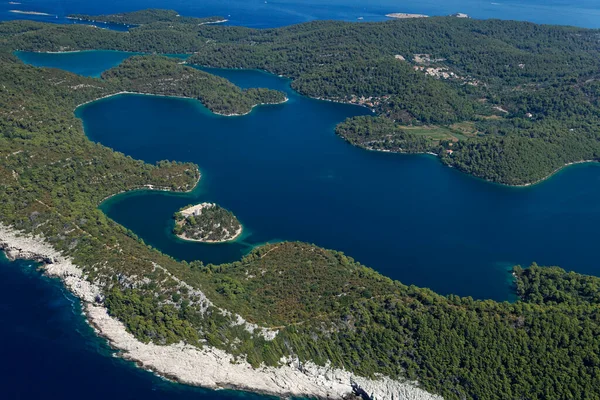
[173, 203, 242, 243]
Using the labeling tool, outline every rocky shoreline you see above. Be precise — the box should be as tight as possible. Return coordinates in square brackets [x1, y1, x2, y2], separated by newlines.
[76, 91, 288, 118]
[0, 224, 443, 400]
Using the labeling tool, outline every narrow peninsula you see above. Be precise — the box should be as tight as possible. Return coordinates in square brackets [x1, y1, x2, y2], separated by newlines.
[174, 203, 242, 243]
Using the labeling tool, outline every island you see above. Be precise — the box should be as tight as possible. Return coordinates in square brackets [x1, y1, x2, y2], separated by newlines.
[2, 9, 600, 400]
[9, 10, 54, 16]
[173, 203, 242, 243]
[68, 8, 225, 26]
[386, 13, 428, 19]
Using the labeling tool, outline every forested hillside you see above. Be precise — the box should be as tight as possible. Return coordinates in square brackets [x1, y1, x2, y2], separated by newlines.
[103, 56, 286, 115]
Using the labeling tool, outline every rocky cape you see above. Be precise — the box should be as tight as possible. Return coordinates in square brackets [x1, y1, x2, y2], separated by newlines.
[0, 224, 443, 400]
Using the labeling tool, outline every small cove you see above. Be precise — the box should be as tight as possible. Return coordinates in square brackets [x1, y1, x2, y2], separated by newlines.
[17, 50, 600, 303]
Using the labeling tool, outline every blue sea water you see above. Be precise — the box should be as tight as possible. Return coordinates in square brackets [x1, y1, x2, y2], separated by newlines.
[0, 253, 275, 400]
[3, 0, 600, 29]
[4, 2, 600, 399]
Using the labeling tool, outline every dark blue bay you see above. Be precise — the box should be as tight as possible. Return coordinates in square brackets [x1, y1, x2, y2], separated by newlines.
[50, 60, 597, 303]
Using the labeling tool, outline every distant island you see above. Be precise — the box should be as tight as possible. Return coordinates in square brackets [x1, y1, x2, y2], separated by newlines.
[174, 203, 242, 243]
[386, 13, 428, 19]
[9, 10, 54, 16]
[386, 12, 469, 19]
[68, 8, 226, 26]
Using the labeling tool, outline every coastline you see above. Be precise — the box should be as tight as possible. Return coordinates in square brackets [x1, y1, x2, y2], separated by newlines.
[75, 91, 289, 117]
[98, 174, 201, 205]
[182, 63, 596, 188]
[176, 225, 243, 244]
[72, 65, 596, 190]
[66, 17, 228, 27]
[0, 224, 443, 400]
[351, 140, 598, 188]
[212, 96, 289, 117]
[312, 95, 375, 111]
[175, 203, 244, 243]
[198, 19, 229, 26]
[386, 13, 429, 19]
[510, 159, 598, 187]
[66, 16, 136, 27]
[186, 63, 597, 189]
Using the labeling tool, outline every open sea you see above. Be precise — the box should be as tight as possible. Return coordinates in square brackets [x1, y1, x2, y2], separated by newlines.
[3, 0, 600, 28]
[4, 1, 600, 399]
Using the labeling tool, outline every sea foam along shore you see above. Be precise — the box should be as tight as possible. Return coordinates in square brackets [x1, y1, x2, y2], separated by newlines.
[0, 224, 443, 400]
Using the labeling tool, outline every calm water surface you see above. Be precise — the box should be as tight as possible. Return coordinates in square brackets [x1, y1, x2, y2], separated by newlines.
[3, 0, 600, 29]
[37, 58, 594, 303]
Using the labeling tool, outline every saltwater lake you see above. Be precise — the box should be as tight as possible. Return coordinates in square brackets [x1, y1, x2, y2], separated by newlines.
[17, 49, 600, 302]
[5, 3, 600, 399]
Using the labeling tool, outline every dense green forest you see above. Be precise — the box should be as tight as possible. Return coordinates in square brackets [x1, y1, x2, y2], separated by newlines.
[103, 56, 286, 115]
[2, 10, 600, 399]
[173, 203, 242, 242]
[106, 242, 600, 399]
[336, 116, 440, 154]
